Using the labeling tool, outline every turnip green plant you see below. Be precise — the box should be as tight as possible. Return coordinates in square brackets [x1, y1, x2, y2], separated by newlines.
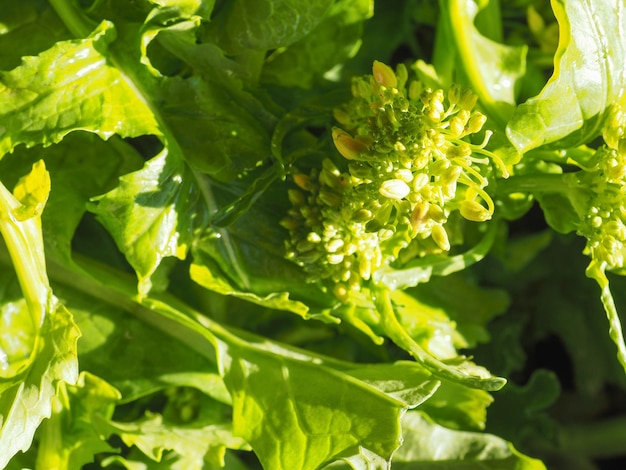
[1, 1, 626, 469]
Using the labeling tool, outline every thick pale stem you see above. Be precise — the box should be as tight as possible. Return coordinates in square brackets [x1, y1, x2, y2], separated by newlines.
[0, 182, 51, 327]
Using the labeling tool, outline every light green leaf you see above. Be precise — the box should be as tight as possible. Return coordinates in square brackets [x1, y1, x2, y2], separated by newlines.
[90, 149, 209, 296]
[375, 288, 506, 392]
[346, 361, 441, 408]
[0, 21, 160, 156]
[507, 0, 626, 152]
[55, 268, 223, 403]
[407, 273, 510, 348]
[216, 336, 406, 470]
[135, 295, 421, 470]
[35, 372, 121, 469]
[392, 411, 546, 469]
[0, 132, 144, 264]
[420, 379, 494, 431]
[97, 412, 248, 469]
[1, 302, 80, 469]
[440, 0, 527, 125]
[0, 161, 80, 468]
[49, 263, 415, 470]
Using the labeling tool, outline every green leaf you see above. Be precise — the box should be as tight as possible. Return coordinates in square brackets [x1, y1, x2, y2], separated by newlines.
[439, 0, 527, 125]
[485, 370, 560, 453]
[407, 272, 510, 348]
[190, 196, 334, 317]
[0, 21, 160, 155]
[419, 379, 494, 432]
[261, 0, 373, 88]
[1, 132, 144, 264]
[137, 296, 421, 470]
[41, 254, 419, 470]
[96, 412, 248, 469]
[507, 0, 626, 152]
[55, 268, 223, 403]
[210, 0, 335, 54]
[346, 361, 441, 408]
[1, 302, 80, 469]
[0, 161, 80, 467]
[34, 372, 121, 469]
[90, 149, 209, 296]
[217, 338, 406, 470]
[0, 0, 71, 71]
[374, 288, 506, 392]
[156, 75, 273, 178]
[391, 411, 546, 469]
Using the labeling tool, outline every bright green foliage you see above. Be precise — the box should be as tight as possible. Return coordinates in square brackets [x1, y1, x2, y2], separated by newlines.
[507, 0, 626, 152]
[0, 162, 79, 468]
[2, 0, 626, 469]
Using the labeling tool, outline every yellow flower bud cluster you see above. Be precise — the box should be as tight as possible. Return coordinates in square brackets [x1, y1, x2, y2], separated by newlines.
[576, 122, 626, 270]
[282, 61, 503, 300]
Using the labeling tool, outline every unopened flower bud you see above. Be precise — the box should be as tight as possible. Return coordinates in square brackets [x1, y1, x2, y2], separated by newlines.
[327, 253, 345, 265]
[468, 112, 487, 133]
[373, 60, 398, 88]
[409, 80, 422, 100]
[326, 238, 345, 253]
[353, 79, 372, 99]
[293, 174, 311, 191]
[307, 232, 322, 243]
[430, 158, 450, 175]
[395, 63, 408, 88]
[352, 208, 373, 222]
[440, 165, 462, 186]
[460, 199, 492, 222]
[459, 89, 478, 110]
[379, 179, 411, 200]
[332, 128, 369, 160]
[318, 187, 342, 207]
[288, 189, 306, 206]
[449, 115, 466, 137]
[280, 217, 299, 231]
[395, 168, 413, 183]
[448, 83, 461, 106]
[359, 257, 372, 280]
[411, 202, 429, 230]
[431, 223, 450, 251]
[412, 173, 429, 191]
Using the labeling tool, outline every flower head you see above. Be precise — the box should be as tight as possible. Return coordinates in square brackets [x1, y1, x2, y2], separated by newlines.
[574, 107, 626, 270]
[282, 61, 505, 300]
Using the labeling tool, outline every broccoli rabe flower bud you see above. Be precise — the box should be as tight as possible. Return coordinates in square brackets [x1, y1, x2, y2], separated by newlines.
[574, 143, 626, 270]
[282, 61, 505, 300]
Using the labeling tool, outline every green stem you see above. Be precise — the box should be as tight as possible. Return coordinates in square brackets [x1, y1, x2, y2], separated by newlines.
[585, 260, 626, 373]
[496, 173, 570, 195]
[48, 0, 96, 38]
[559, 415, 626, 459]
